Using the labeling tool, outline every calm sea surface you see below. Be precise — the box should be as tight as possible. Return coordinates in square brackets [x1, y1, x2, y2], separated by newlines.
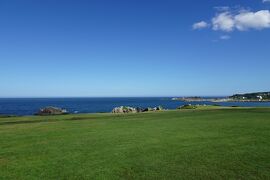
[1, 97, 270, 116]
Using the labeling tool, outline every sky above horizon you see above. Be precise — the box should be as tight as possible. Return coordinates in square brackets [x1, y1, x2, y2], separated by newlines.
[1, 0, 270, 97]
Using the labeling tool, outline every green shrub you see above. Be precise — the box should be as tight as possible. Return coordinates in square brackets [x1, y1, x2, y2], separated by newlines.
[177, 104, 197, 110]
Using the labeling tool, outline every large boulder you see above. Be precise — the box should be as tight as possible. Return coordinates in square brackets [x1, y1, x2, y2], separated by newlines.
[143, 107, 153, 112]
[112, 106, 140, 114]
[143, 106, 163, 112]
[156, 106, 163, 111]
[36, 107, 68, 116]
[135, 107, 144, 113]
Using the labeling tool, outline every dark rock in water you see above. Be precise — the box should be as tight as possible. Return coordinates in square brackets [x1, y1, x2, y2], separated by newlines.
[36, 107, 68, 116]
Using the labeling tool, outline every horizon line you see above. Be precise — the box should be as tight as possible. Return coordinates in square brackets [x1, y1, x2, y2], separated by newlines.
[0, 95, 229, 98]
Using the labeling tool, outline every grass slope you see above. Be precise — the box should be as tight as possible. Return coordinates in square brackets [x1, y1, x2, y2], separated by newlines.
[0, 108, 270, 179]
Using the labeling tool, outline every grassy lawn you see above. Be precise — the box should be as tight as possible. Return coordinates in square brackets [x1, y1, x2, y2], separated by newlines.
[1, 108, 270, 179]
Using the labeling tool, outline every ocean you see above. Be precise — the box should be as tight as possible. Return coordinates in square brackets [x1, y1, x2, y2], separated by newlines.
[1, 97, 270, 116]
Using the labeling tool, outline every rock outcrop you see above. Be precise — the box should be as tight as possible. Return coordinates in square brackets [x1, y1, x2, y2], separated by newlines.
[36, 107, 68, 115]
[143, 107, 153, 112]
[143, 106, 163, 112]
[112, 106, 141, 114]
[112, 106, 164, 114]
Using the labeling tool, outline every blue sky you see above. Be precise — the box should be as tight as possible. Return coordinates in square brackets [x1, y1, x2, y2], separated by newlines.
[0, 0, 270, 97]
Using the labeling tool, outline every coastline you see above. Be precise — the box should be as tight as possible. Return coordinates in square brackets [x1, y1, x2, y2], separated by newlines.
[1, 96, 270, 116]
[172, 98, 270, 103]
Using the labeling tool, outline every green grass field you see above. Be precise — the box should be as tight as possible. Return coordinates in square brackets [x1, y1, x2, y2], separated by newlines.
[1, 108, 270, 179]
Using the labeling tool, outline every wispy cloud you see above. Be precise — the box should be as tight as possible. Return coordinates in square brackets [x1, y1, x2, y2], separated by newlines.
[214, 6, 230, 11]
[192, 21, 208, 30]
[263, 0, 270, 3]
[220, 35, 231, 40]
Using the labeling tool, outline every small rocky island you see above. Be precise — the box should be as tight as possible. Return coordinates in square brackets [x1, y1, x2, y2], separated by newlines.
[172, 92, 270, 102]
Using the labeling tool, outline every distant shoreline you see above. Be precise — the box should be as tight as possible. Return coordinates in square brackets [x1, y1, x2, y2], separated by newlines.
[172, 91, 270, 102]
[172, 98, 270, 103]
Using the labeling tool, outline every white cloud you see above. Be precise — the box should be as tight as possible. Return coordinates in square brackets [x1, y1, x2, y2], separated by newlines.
[263, 0, 270, 3]
[212, 12, 235, 32]
[235, 10, 270, 30]
[214, 6, 230, 11]
[220, 35, 231, 40]
[192, 21, 208, 30]
[194, 9, 270, 32]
